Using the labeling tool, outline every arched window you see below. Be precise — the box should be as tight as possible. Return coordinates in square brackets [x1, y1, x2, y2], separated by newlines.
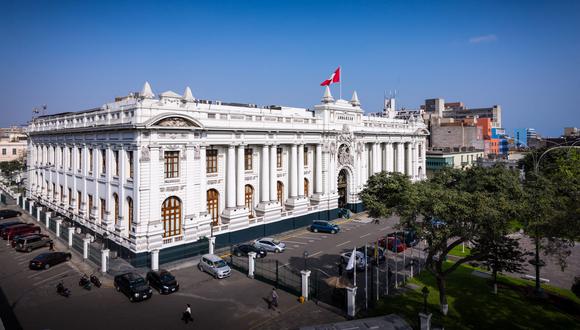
[304, 178, 309, 197]
[277, 181, 284, 205]
[162, 196, 181, 238]
[113, 193, 119, 224]
[207, 189, 219, 226]
[126, 197, 133, 237]
[245, 185, 254, 218]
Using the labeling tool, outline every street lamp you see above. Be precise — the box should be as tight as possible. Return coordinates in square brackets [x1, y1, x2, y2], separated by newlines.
[303, 250, 309, 270]
[421, 286, 430, 314]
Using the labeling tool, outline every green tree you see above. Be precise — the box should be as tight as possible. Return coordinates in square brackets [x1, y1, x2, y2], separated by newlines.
[361, 166, 522, 315]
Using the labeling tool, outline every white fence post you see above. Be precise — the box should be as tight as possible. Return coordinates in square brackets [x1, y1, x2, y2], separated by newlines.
[45, 211, 52, 228]
[301, 270, 311, 301]
[55, 219, 62, 238]
[101, 249, 109, 273]
[208, 237, 216, 255]
[347, 286, 357, 318]
[83, 238, 90, 260]
[36, 208, 41, 221]
[247, 252, 256, 279]
[67, 227, 74, 247]
[28, 201, 34, 214]
[419, 312, 432, 330]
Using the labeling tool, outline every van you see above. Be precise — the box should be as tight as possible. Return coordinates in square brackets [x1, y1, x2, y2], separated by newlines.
[2, 224, 40, 240]
[15, 234, 52, 252]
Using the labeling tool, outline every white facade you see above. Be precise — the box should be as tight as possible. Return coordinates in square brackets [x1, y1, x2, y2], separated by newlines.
[26, 83, 427, 259]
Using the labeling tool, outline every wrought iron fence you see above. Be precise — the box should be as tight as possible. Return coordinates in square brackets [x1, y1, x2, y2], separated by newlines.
[72, 234, 84, 254]
[88, 242, 102, 267]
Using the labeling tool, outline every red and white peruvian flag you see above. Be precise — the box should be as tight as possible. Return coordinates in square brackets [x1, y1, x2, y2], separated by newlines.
[320, 67, 341, 86]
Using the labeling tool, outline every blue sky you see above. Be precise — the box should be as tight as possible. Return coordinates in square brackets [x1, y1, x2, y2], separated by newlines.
[1, 0, 579, 136]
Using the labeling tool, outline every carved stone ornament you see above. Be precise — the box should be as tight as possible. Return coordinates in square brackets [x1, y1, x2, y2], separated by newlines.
[155, 117, 194, 127]
[329, 142, 337, 155]
[356, 141, 364, 155]
[193, 145, 200, 160]
[181, 146, 187, 160]
[338, 144, 353, 166]
[140, 146, 150, 162]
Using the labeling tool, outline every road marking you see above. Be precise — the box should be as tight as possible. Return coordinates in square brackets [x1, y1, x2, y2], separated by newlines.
[336, 240, 351, 247]
[359, 233, 371, 238]
[283, 240, 308, 245]
[33, 269, 74, 286]
[309, 251, 322, 257]
[219, 253, 231, 258]
[296, 235, 322, 240]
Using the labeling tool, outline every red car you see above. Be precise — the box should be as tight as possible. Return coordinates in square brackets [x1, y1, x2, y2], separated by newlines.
[378, 237, 406, 253]
[1, 224, 41, 240]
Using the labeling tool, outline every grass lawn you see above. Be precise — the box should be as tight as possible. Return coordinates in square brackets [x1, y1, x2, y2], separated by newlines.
[366, 262, 580, 329]
[448, 244, 471, 258]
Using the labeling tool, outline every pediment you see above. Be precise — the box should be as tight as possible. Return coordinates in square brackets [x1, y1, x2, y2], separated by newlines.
[150, 116, 201, 128]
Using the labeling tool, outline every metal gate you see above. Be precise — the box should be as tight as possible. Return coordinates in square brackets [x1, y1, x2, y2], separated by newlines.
[228, 255, 302, 296]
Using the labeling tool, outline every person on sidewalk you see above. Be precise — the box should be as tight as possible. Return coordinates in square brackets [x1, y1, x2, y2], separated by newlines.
[270, 288, 278, 309]
[181, 304, 194, 324]
[49, 240, 55, 251]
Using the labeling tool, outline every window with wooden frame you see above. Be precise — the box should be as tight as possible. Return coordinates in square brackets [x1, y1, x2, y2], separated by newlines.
[100, 150, 106, 174]
[206, 149, 218, 173]
[304, 178, 309, 197]
[304, 147, 308, 166]
[52, 183, 56, 198]
[164, 151, 180, 178]
[245, 185, 254, 218]
[127, 197, 133, 236]
[60, 147, 64, 168]
[60, 185, 64, 202]
[77, 191, 82, 211]
[100, 198, 106, 221]
[161, 196, 181, 238]
[113, 150, 119, 176]
[88, 194, 93, 214]
[244, 148, 253, 170]
[113, 193, 119, 224]
[78, 148, 82, 171]
[277, 181, 284, 204]
[68, 188, 72, 206]
[68, 147, 73, 170]
[127, 150, 134, 178]
[277, 148, 283, 168]
[207, 189, 219, 225]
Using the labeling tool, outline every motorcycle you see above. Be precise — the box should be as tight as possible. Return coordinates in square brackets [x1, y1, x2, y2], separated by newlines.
[56, 282, 71, 297]
[79, 273, 92, 290]
[90, 273, 101, 288]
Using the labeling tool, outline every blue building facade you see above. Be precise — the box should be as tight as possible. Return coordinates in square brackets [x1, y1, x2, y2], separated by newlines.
[513, 128, 528, 148]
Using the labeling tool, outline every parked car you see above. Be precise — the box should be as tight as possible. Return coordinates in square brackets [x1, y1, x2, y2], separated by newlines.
[1, 224, 40, 240]
[11, 232, 44, 248]
[146, 269, 179, 294]
[29, 252, 71, 270]
[114, 272, 153, 302]
[340, 251, 368, 271]
[14, 234, 52, 252]
[378, 237, 406, 253]
[232, 244, 267, 258]
[198, 254, 231, 279]
[387, 229, 419, 247]
[0, 209, 22, 220]
[310, 220, 340, 234]
[0, 221, 23, 231]
[253, 237, 286, 253]
[356, 245, 386, 264]
[430, 217, 446, 229]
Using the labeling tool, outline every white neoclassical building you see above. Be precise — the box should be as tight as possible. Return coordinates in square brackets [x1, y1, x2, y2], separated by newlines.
[26, 82, 428, 266]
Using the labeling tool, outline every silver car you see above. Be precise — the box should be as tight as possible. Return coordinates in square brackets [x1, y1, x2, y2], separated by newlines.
[198, 254, 231, 279]
[340, 251, 368, 271]
[253, 237, 286, 253]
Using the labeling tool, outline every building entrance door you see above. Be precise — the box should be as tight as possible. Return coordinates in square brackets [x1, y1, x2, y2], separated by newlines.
[337, 169, 347, 208]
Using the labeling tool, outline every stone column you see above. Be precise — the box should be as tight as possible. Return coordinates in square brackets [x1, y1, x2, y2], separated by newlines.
[376, 143, 382, 173]
[105, 147, 113, 226]
[289, 144, 297, 199]
[315, 144, 322, 195]
[396, 143, 405, 174]
[199, 145, 208, 216]
[297, 144, 305, 198]
[45, 211, 51, 228]
[236, 144, 245, 208]
[406, 143, 413, 177]
[226, 145, 236, 209]
[301, 270, 311, 301]
[117, 147, 126, 231]
[55, 218, 62, 237]
[208, 237, 216, 255]
[151, 249, 159, 271]
[68, 227, 74, 247]
[83, 237, 90, 260]
[386, 142, 394, 172]
[260, 145, 270, 202]
[269, 145, 277, 202]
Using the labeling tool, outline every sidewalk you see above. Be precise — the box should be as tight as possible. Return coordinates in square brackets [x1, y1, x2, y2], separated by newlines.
[249, 299, 346, 330]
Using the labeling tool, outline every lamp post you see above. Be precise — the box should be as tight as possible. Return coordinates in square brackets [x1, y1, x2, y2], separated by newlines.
[422, 286, 429, 314]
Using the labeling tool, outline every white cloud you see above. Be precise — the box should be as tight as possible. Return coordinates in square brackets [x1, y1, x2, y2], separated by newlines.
[469, 34, 497, 44]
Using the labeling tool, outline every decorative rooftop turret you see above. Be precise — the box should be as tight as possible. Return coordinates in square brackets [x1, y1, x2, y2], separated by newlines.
[141, 81, 155, 99]
[321, 86, 334, 103]
[183, 86, 195, 102]
[350, 91, 360, 106]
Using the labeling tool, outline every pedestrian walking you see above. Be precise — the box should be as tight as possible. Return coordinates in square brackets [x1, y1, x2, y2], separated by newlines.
[181, 304, 193, 324]
[270, 288, 278, 309]
[49, 240, 54, 251]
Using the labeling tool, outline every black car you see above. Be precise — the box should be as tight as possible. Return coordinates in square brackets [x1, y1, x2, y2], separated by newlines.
[146, 269, 179, 294]
[0, 209, 22, 220]
[232, 244, 267, 258]
[29, 252, 72, 270]
[114, 272, 153, 302]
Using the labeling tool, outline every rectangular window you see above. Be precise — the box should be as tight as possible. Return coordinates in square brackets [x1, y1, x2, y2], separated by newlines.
[60, 185, 64, 202]
[89, 149, 93, 173]
[100, 198, 106, 221]
[206, 149, 218, 173]
[164, 151, 180, 178]
[113, 150, 119, 176]
[68, 188, 72, 205]
[60, 147, 64, 168]
[68, 147, 73, 169]
[88, 194, 93, 213]
[304, 147, 308, 166]
[127, 151, 134, 178]
[277, 148, 283, 168]
[244, 148, 253, 170]
[12, 148, 16, 155]
[1, 148, 6, 155]
[78, 148, 82, 171]
[52, 183, 56, 198]
[77, 191, 82, 211]
[101, 150, 106, 174]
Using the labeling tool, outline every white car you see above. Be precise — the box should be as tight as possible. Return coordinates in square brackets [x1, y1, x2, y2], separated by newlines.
[253, 237, 286, 253]
[340, 251, 368, 271]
